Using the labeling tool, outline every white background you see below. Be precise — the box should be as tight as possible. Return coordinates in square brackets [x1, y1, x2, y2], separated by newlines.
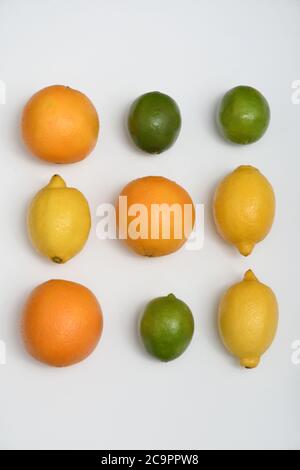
[0, 0, 299, 450]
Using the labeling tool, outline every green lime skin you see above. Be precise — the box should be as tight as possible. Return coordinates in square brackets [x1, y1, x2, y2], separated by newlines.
[128, 91, 181, 154]
[217, 85, 270, 144]
[140, 294, 194, 361]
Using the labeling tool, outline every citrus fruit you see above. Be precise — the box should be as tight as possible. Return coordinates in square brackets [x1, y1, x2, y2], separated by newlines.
[213, 165, 275, 256]
[21, 85, 99, 163]
[28, 175, 91, 263]
[22, 280, 103, 367]
[140, 294, 194, 361]
[218, 270, 278, 369]
[217, 85, 270, 144]
[128, 91, 181, 154]
[115, 176, 195, 257]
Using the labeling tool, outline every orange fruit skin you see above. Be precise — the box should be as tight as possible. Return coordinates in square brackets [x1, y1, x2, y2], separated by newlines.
[116, 176, 195, 257]
[22, 280, 103, 367]
[21, 85, 99, 164]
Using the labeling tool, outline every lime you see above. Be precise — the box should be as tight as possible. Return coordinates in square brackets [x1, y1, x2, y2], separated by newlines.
[128, 91, 181, 154]
[140, 294, 194, 361]
[217, 85, 270, 144]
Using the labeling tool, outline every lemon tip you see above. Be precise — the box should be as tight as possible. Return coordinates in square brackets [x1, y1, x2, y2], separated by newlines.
[48, 175, 66, 189]
[237, 242, 254, 256]
[243, 269, 258, 282]
[52, 256, 64, 264]
[240, 357, 260, 369]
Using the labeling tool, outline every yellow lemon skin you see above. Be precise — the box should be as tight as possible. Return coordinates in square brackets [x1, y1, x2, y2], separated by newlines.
[218, 270, 278, 368]
[28, 175, 91, 263]
[213, 165, 275, 256]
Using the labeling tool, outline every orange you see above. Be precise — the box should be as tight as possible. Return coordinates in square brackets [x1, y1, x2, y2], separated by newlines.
[116, 176, 195, 257]
[21, 85, 99, 164]
[22, 280, 103, 367]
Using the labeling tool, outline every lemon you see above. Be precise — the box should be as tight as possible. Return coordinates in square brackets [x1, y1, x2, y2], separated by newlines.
[219, 270, 278, 369]
[28, 175, 91, 263]
[213, 165, 275, 256]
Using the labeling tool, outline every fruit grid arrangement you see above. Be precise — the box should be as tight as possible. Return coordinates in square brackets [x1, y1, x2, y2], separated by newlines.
[21, 85, 277, 370]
